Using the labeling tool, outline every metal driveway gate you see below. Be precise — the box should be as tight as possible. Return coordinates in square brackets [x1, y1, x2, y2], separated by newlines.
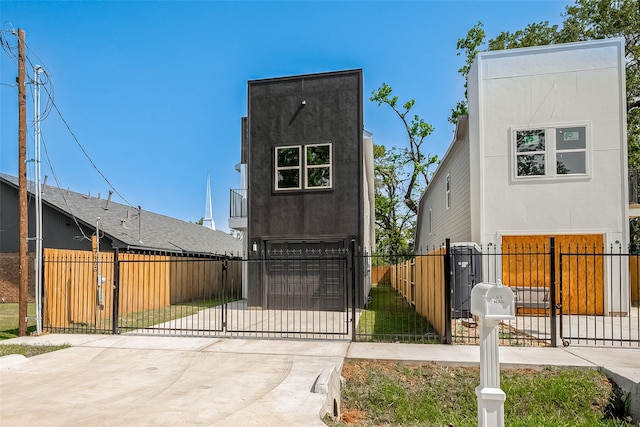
[113, 249, 353, 339]
[559, 247, 640, 347]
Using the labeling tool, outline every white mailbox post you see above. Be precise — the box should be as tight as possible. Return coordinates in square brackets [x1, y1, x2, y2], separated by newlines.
[470, 280, 515, 427]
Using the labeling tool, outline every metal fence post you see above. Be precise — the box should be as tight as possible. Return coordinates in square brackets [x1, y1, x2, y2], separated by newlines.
[549, 237, 557, 347]
[351, 239, 357, 342]
[444, 238, 452, 344]
[112, 248, 120, 334]
[222, 255, 228, 330]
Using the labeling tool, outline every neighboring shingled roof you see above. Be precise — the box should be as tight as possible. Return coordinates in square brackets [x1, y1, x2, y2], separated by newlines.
[0, 174, 242, 255]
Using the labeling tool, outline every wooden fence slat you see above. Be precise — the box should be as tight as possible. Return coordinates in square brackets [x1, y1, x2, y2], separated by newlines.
[43, 249, 241, 330]
[383, 247, 447, 338]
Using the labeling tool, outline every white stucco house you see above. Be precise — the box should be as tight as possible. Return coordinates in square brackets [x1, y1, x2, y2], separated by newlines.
[415, 38, 629, 314]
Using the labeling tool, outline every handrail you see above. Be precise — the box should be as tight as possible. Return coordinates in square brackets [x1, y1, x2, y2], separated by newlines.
[230, 188, 247, 218]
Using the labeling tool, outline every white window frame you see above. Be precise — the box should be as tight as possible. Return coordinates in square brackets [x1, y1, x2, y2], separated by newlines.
[428, 209, 433, 235]
[511, 124, 590, 181]
[275, 145, 302, 190]
[304, 143, 332, 189]
[445, 174, 451, 210]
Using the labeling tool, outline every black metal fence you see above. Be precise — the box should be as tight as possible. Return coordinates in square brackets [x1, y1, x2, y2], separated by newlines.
[372, 238, 639, 347]
[40, 239, 639, 346]
[450, 241, 558, 347]
[559, 246, 640, 347]
[43, 249, 241, 335]
[359, 250, 444, 343]
[43, 247, 355, 340]
[235, 248, 352, 339]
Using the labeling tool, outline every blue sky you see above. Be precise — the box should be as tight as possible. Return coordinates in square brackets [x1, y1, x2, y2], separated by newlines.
[1, 0, 571, 232]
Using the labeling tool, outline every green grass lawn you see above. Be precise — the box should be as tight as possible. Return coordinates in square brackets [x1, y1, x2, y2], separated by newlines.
[327, 360, 633, 427]
[116, 297, 230, 331]
[0, 303, 70, 357]
[1, 297, 230, 337]
[0, 343, 70, 357]
[47, 297, 233, 333]
[0, 303, 36, 340]
[357, 284, 438, 343]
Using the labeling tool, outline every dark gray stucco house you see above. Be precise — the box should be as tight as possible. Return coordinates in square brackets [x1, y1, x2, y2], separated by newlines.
[229, 69, 375, 311]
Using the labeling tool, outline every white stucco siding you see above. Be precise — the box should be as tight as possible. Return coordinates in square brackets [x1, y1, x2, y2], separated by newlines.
[473, 39, 628, 247]
[482, 42, 621, 80]
[482, 154, 623, 234]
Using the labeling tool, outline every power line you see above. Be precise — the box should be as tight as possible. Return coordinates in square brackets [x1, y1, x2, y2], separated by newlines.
[25, 61, 54, 123]
[39, 82, 134, 207]
[0, 29, 18, 67]
[40, 132, 91, 241]
[23, 40, 133, 206]
[2, 28, 136, 209]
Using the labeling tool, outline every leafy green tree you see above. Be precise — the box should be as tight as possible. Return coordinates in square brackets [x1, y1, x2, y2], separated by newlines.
[370, 85, 439, 257]
[370, 83, 439, 215]
[450, 21, 486, 124]
[373, 144, 415, 258]
[453, 0, 640, 167]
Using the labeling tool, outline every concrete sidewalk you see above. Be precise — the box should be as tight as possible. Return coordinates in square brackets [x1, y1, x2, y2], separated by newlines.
[1, 335, 639, 426]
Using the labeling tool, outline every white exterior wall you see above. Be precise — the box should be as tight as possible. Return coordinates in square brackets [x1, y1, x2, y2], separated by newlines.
[470, 39, 627, 247]
[363, 131, 376, 252]
[415, 117, 472, 252]
[362, 131, 375, 298]
[468, 39, 629, 312]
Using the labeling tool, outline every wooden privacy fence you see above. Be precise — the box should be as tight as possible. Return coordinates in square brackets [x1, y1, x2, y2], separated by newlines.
[44, 249, 114, 329]
[385, 248, 447, 340]
[371, 265, 390, 285]
[43, 248, 241, 329]
[630, 256, 640, 306]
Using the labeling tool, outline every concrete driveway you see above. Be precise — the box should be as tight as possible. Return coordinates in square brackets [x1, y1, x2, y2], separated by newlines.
[3, 334, 639, 425]
[0, 335, 348, 426]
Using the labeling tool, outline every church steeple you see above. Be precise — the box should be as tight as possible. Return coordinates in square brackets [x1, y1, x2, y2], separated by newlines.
[203, 173, 216, 230]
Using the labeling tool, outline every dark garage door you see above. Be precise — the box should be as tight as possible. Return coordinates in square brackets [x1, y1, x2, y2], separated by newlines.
[266, 240, 346, 311]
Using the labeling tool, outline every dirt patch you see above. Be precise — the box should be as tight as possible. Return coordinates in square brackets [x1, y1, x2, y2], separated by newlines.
[452, 319, 550, 347]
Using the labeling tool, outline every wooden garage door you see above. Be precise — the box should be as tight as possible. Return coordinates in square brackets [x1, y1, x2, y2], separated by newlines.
[502, 234, 604, 315]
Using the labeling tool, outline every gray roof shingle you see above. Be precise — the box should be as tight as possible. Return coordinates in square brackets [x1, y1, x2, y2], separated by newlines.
[1, 174, 242, 255]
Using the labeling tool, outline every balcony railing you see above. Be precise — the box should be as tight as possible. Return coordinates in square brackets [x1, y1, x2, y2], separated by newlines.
[230, 188, 247, 218]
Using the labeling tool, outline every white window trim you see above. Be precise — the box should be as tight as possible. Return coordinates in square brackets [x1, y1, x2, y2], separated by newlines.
[428, 209, 433, 235]
[275, 145, 302, 191]
[304, 143, 332, 189]
[511, 123, 591, 182]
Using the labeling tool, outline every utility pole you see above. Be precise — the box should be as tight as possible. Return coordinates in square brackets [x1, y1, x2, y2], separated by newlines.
[17, 28, 28, 337]
[34, 65, 43, 334]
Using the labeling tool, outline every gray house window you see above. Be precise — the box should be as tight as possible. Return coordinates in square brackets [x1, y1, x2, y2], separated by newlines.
[305, 144, 332, 189]
[516, 129, 546, 177]
[276, 143, 332, 191]
[556, 127, 586, 174]
[514, 126, 587, 179]
[276, 145, 302, 190]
